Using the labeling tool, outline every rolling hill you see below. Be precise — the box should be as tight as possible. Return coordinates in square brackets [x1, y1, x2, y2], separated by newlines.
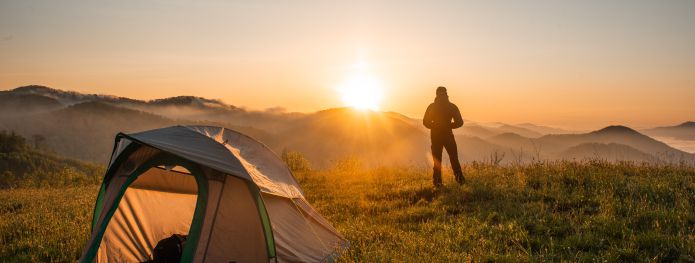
[537, 126, 691, 161]
[274, 108, 429, 166]
[0, 101, 173, 162]
[496, 124, 543, 138]
[455, 123, 553, 139]
[456, 124, 499, 138]
[0, 92, 63, 114]
[5, 85, 302, 131]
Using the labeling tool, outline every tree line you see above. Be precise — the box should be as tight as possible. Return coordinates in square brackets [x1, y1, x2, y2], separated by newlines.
[0, 131, 104, 188]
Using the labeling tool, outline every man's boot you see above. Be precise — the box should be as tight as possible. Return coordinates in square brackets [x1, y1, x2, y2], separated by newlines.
[454, 171, 466, 185]
[433, 170, 443, 188]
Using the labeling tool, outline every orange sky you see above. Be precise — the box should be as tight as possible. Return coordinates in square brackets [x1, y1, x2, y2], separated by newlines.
[1, 1, 694, 130]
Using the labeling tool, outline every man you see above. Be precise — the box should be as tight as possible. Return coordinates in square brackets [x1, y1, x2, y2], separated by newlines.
[423, 86, 465, 188]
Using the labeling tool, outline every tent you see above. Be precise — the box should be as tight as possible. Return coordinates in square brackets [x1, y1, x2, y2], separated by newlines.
[80, 126, 347, 263]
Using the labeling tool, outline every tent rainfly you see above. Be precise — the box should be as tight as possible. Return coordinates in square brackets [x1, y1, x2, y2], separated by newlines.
[80, 126, 347, 263]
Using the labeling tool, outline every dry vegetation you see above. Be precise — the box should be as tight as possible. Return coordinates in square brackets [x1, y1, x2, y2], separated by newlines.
[1, 160, 694, 262]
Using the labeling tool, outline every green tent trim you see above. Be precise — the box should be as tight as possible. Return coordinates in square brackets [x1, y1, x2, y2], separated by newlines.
[82, 153, 209, 263]
[84, 134, 278, 262]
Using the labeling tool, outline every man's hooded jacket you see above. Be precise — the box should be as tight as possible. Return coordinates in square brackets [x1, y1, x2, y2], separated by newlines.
[423, 94, 464, 134]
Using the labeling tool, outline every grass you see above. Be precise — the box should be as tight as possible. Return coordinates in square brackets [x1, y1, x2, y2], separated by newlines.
[1, 161, 694, 262]
[0, 187, 97, 262]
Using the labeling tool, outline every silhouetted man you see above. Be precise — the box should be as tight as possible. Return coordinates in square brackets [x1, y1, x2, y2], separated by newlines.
[423, 86, 465, 187]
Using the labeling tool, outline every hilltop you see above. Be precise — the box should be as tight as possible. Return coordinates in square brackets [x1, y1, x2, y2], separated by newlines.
[2, 161, 694, 261]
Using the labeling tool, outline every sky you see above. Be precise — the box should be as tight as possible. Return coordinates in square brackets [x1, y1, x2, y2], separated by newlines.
[1, 0, 694, 130]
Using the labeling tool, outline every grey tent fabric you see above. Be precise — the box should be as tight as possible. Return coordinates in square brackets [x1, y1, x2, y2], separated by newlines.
[263, 194, 346, 262]
[185, 126, 304, 198]
[127, 126, 250, 180]
[81, 126, 347, 263]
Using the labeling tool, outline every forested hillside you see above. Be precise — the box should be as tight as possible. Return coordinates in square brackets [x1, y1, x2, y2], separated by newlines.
[0, 131, 103, 188]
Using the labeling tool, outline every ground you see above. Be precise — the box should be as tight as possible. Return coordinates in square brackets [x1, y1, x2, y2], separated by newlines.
[1, 161, 694, 262]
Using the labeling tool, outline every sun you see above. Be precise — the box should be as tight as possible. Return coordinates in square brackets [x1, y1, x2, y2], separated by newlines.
[338, 73, 383, 111]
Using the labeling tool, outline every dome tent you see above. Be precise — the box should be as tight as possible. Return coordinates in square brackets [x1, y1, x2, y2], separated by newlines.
[80, 126, 347, 262]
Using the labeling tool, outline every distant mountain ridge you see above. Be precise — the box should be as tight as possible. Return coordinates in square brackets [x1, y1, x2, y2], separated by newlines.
[9, 85, 232, 109]
[1, 85, 693, 165]
[516, 123, 574, 135]
[6, 85, 301, 130]
[539, 125, 687, 160]
[643, 121, 695, 141]
[10, 85, 141, 105]
[591, 125, 641, 135]
[0, 92, 63, 114]
[676, 121, 695, 128]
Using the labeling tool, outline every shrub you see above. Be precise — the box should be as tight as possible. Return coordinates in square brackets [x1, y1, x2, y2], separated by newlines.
[281, 149, 312, 172]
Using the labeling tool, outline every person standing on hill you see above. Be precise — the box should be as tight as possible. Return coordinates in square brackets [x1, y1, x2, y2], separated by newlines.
[423, 86, 465, 188]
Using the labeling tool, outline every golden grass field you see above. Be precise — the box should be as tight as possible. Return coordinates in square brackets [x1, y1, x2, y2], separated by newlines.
[1, 161, 694, 262]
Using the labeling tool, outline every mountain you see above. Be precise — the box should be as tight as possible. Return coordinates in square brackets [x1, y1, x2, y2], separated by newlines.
[267, 108, 532, 166]
[453, 135, 512, 163]
[382, 111, 423, 129]
[8, 85, 223, 111]
[0, 100, 279, 163]
[496, 124, 543, 138]
[274, 108, 429, 166]
[516, 123, 575, 135]
[455, 123, 544, 139]
[559, 143, 657, 163]
[10, 85, 141, 105]
[0, 101, 174, 162]
[0, 92, 63, 114]
[149, 96, 231, 108]
[538, 126, 693, 162]
[457, 124, 499, 138]
[643, 121, 695, 141]
[1, 86, 291, 162]
[485, 132, 563, 162]
[1, 85, 692, 165]
[7, 85, 306, 131]
[488, 133, 534, 150]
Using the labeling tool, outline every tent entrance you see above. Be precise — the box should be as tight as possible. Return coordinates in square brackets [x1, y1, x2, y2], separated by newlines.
[85, 154, 208, 263]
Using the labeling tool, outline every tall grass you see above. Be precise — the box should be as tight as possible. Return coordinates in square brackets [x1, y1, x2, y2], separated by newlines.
[298, 160, 694, 262]
[0, 186, 97, 262]
[0, 161, 693, 262]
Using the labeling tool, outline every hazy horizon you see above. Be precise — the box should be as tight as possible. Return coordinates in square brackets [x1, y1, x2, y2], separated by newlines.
[2, 84, 693, 133]
[2, 0, 694, 130]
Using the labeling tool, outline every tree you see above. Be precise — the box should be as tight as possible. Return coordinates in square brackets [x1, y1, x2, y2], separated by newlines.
[0, 130, 27, 153]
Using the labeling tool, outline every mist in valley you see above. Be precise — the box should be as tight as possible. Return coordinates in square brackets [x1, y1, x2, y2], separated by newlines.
[1, 85, 694, 168]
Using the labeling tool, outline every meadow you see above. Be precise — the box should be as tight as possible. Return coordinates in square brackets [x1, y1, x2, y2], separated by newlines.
[1, 161, 694, 262]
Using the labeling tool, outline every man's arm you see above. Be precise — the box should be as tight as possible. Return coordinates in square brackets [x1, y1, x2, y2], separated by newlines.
[423, 104, 433, 129]
[451, 105, 464, 129]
